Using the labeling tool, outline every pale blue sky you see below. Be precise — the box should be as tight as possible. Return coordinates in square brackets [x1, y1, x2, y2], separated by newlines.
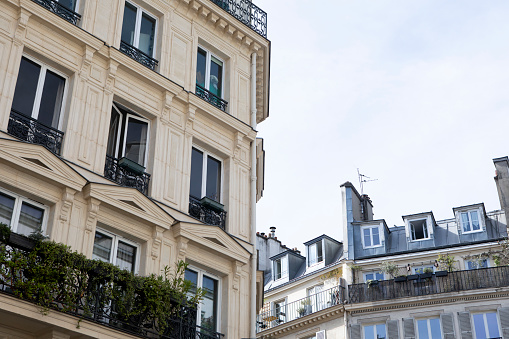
[254, 0, 509, 252]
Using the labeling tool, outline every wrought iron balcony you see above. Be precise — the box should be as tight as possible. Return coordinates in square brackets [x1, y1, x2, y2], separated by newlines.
[189, 195, 227, 229]
[120, 41, 158, 71]
[104, 155, 151, 195]
[7, 109, 64, 155]
[256, 285, 344, 333]
[348, 266, 509, 304]
[196, 84, 228, 112]
[31, 0, 81, 25]
[210, 0, 267, 38]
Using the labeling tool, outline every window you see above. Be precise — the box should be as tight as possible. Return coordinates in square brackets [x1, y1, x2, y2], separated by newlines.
[121, 1, 156, 57]
[308, 284, 325, 312]
[410, 219, 429, 241]
[413, 266, 434, 274]
[364, 271, 384, 282]
[472, 312, 500, 339]
[11, 56, 67, 130]
[416, 318, 441, 339]
[461, 210, 481, 233]
[0, 190, 47, 237]
[308, 241, 323, 266]
[362, 225, 381, 248]
[273, 256, 288, 280]
[196, 47, 224, 99]
[92, 229, 139, 273]
[363, 324, 386, 339]
[185, 268, 220, 334]
[106, 102, 149, 168]
[190, 147, 222, 202]
[273, 299, 286, 324]
[466, 259, 488, 270]
[55, 0, 79, 12]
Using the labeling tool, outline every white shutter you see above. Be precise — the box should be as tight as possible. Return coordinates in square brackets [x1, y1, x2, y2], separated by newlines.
[441, 313, 456, 339]
[403, 318, 415, 339]
[387, 320, 400, 339]
[316, 330, 326, 339]
[458, 311, 473, 339]
[350, 324, 362, 339]
[498, 307, 509, 338]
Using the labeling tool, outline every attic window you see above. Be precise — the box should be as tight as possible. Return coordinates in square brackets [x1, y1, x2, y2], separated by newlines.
[461, 210, 481, 233]
[308, 241, 323, 266]
[273, 255, 288, 280]
[410, 219, 429, 241]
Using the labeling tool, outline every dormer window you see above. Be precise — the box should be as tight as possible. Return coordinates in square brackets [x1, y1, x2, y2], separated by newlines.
[461, 210, 481, 233]
[410, 219, 429, 241]
[273, 256, 288, 280]
[308, 241, 323, 266]
[362, 225, 381, 248]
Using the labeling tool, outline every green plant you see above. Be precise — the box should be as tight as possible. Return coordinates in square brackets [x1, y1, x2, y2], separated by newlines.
[380, 261, 399, 279]
[437, 254, 456, 272]
[320, 267, 343, 283]
[301, 298, 311, 306]
[349, 264, 362, 283]
[0, 223, 10, 243]
[423, 267, 433, 274]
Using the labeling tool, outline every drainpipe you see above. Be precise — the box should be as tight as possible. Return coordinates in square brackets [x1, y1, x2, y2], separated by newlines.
[250, 51, 258, 339]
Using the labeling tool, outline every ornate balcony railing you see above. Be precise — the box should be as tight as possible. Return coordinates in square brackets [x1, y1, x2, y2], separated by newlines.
[210, 0, 267, 38]
[189, 196, 227, 229]
[0, 232, 224, 339]
[120, 41, 159, 71]
[7, 109, 64, 155]
[348, 266, 509, 304]
[256, 285, 344, 333]
[32, 0, 81, 25]
[104, 155, 151, 195]
[196, 84, 228, 112]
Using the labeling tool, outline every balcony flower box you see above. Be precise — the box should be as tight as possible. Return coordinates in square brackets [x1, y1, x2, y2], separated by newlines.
[9, 233, 35, 251]
[407, 274, 419, 281]
[435, 270, 448, 277]
[419, 272, 432, 279]
[200, 196, 224, 212]
[394, 276, 407, 282]
[118, 157, 145, 175]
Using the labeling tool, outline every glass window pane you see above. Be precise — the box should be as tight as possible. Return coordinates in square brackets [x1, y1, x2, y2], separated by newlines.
[92, 232, 113, 262]
[209, 57, 223, 97]
[57, 0, 77, 11]
[11, 57, 41, 117]
[0, 192, 15, 227]
[116, 241, 136, 273]
[281, 256, 288, 277]
[106, 107, 121, 158]
[206, 156, 221, 201]
[473, 314, 487, 339]
[363, 228, 372, 247]
[375, 324, 386, 339]
[308, 243, 317, 265]
[365, 273, 374, 281]
[201, 275, 218, 332]
[461, 212, 470, 232]
[121, 2, 137, 45]
[417, 319, 429, 339]
[124, 117, 148, 166]
[316, 241, 323, 262]
[196, 48, 207, 88]
[486, 312, 500, 338]
[364, 325, 374, 339]
[184, 269, 198, 295]
[372, 227, 380, 245]
[38, 70, 65, 128]
[17, 202, 44, 236]
[470, 211, 480, 231]
[375, 272, 384, 280]
[429, 318, 442, 339]
[139, 13, 156, 56]
[190, 148, 204, 198]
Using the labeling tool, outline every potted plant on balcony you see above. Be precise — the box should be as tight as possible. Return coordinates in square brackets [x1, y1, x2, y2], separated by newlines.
[380, 261, 399, 280]
[437, 253, 456, 273]
[366, 279, 379, 288]
[419, 267, 433, 280]
[407, 273, 419, 281]
[394, 275, 407, 282]
[118, 157, 146, 175]
[299, 298, 312, 316]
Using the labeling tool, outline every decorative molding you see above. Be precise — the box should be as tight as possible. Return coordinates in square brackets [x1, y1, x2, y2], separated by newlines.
[161, 91, 175, 124]
[85, 198, 101, 232]
[176, 237, 189, 262]
[104, 60, 119, 95]
[151, 226, 165, 259]
[14, 8, 31, 45]
[232, 260, 243, 290]
[59, 188, 76, 222]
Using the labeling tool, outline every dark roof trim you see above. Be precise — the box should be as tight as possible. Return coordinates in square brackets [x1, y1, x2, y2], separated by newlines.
[493, 156, 509, 163]
[269, 249, 305, 261]
[303, 234, 342, 246]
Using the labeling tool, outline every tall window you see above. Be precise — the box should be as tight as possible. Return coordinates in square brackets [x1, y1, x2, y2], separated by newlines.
[308, 241, 323, 266]
[364, 272, 384, 282]
[307, 284, 325, 312]
[11, 56, 66, 130]
[472, 312, 500, 339]
[190, 147, 222, 202]
[106, 103, 149, 167]
[410, 219, 429, 240]
[196, 47, 224, 98]
[273, 256, 288, 280]
[417, 318, 442, 339]
[0, 190, 46, 237]
[55, 0, 79, 11]
[363, 324, 386, 339]
[461, 210, 481, 233]
[362, 226, 381, 248]
[121, 1, 156, 57]
[185, 268, 219, 334]
[92, 230, 138, 273]
[273, 299, 286, 324]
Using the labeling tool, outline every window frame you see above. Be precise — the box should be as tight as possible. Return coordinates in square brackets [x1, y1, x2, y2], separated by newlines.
[56, 0, 80, 12]
[0, 188, 49, 236]
[363, 271, 384, 282]
[122, 1, 158, 58]
[471, 312, 501, 339]
[272, 298, 287, 324]
[273, 255, 288, 281]
[416, 317, 442, 339]
[92, 228, 140, 274]
[361, 225, 382, 248]
[466, 259, 489, 270]
[13, 54, 69, 130]
[196, 45, 226, 99]
[307, 240, 324, 266]
[413, 265, 435, 274]
[363, 323, 387, 339]
[190, 145, 224, 203]
[460, 209, 482, 234]
[409, 218, 430, 241]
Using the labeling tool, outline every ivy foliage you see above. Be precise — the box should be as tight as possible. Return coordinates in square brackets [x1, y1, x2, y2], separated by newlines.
[0, 223, 205, 334]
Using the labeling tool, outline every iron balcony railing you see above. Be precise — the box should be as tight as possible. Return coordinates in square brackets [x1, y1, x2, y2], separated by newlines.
[104, 155, 151, 195]
[189, 195, 227, 229]
[120, 41, 159, 71]
[7, 109, 64, 155]
[196, 84, 228, 112]
[348, 266, 509, 304]
[0, 233, 224, 339]
[32, 0, 81, 25]
[210, 0, 267, 38]
[256, 285, 344, 333]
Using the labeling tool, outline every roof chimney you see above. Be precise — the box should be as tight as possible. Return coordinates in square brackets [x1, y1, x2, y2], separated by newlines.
[270, 226, 276, 238]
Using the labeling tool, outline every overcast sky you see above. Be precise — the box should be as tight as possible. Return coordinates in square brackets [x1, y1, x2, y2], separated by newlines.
[254, 0, 509, 253]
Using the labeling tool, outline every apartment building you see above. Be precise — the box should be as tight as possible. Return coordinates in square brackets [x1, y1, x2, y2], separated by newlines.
[0, 0, 270, 337]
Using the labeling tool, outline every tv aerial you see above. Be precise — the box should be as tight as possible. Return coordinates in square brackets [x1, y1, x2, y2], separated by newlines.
[357, 168, 378, 195]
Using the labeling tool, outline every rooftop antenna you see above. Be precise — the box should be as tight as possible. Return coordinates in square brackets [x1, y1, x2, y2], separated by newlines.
[357, 168, 378, 195]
